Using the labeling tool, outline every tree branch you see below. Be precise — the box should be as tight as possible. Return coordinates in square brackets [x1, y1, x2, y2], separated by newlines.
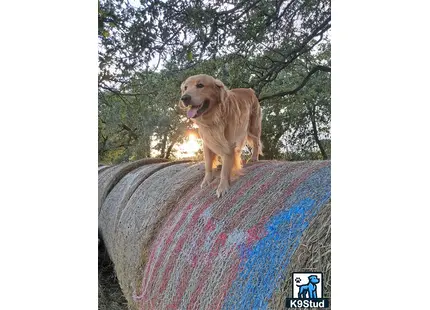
[99, 85, 143, 96]
[259, 65, 331, 102]
[253, 16, 331, 95]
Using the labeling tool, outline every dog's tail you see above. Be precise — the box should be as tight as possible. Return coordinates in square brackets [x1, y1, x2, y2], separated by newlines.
[247, 92, 263, 157]
[246, 134, 263, 156]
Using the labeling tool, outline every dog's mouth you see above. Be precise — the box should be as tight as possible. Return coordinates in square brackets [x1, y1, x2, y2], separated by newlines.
[187, 100, 210, 118]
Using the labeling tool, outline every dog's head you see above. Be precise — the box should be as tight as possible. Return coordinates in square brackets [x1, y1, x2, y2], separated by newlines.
[179, 74, 228, 119]
[308, 275, 320, 284]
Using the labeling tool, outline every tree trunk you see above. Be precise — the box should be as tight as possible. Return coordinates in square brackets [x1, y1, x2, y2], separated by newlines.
[160, 133, 168, 158]
[138, 133, 152, 158]
[307, 103, 328, 160]
[165, 137, 178, 159]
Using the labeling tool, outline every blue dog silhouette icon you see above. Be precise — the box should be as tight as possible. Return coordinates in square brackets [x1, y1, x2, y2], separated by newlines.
[296, 275, 320, 299]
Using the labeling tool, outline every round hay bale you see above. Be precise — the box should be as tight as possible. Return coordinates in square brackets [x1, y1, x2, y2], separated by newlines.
[98, 165, 111, 173]
[99, 161, 190, 259]
[269, 201, 331, 309]
[98, 159, 330, 310]
[114, 163, 206, 308]
[98, 158, 168, 214]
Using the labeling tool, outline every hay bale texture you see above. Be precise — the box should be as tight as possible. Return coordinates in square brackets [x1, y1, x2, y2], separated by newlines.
[98, 158, 169, 214]
[98, 159, 331, 310]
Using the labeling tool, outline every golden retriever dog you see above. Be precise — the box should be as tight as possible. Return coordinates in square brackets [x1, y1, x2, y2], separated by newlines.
[180, 74, 262, 197]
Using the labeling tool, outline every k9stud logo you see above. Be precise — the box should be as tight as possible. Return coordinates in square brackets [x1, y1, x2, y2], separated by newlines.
[285, 272, 330, 308]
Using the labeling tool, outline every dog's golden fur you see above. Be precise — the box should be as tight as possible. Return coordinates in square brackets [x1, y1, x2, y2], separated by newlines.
[180, 74, 262, 197]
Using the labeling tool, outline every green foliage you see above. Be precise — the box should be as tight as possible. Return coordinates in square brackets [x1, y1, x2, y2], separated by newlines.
[98, 0, 331, 163]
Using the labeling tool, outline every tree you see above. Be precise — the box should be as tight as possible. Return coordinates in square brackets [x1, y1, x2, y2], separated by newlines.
[98, 0, 331, 163]
[98, 0, 330, 92]
[258, 50, 331, 160]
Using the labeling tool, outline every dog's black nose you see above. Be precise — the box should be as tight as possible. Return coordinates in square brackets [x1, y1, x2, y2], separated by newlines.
[181, 94, 191, 105]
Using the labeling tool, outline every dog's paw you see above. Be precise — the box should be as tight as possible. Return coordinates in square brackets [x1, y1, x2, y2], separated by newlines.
[201, 174, 213, 188]
[216, 180, 230, 198]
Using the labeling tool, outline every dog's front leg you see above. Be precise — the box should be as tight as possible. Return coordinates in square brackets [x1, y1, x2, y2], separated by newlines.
[310, 287, 317, 298]
[201, 144, 216, 188]
[216, 154, 234, 198]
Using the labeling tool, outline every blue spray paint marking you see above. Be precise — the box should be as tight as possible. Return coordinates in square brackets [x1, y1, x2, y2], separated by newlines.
[222, 166, 330, 310]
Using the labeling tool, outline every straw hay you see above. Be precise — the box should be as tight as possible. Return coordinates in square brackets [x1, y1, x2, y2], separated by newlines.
[99, 161, 206, 308]
[98, 158, 168, 214]
[98, 165, 111, 173]
[99, 161, 189, 259]
[98, 159, 331, 310]
[269, 201, 331, 309]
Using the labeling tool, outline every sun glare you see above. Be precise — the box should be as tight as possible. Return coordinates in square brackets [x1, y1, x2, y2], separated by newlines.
[176, 133, 202, 158]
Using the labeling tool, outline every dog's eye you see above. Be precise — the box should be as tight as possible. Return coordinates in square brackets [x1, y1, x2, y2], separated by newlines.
[196, 83, 204, 88]
[184, 86, 188, 90]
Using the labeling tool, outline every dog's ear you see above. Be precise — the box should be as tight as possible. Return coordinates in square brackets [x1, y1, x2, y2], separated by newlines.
[178, 81, 187, 110]
[214, 78, 228, 103]
[214, 79, 225, 88]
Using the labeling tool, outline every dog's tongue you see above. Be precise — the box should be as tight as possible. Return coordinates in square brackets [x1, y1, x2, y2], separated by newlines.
[187, 107, 198, 118]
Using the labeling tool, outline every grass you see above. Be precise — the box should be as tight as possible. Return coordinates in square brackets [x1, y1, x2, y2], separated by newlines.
[98, 236, 128, 310]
